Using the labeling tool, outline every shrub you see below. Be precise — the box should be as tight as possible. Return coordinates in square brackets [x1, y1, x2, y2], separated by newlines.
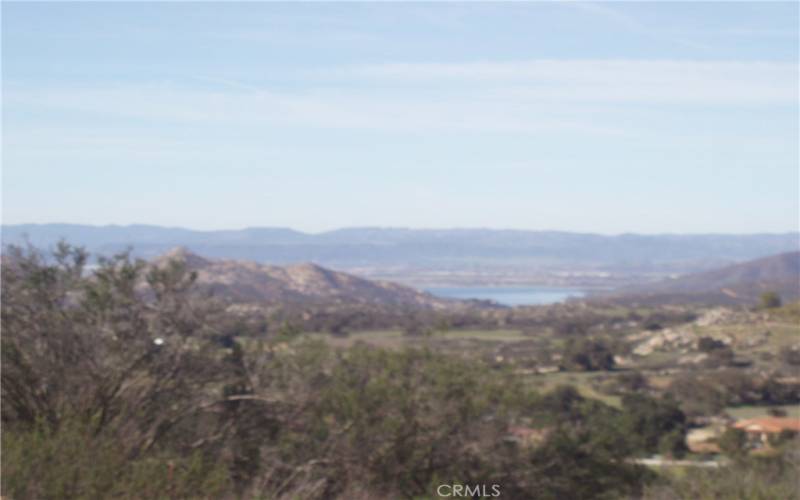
[1, 418, 230, 500]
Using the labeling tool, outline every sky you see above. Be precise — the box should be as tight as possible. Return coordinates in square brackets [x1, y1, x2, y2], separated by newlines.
[2, 1, 799, 234]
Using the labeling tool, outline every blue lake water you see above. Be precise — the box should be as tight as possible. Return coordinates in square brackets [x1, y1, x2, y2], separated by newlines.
[425, 286, 587, 306]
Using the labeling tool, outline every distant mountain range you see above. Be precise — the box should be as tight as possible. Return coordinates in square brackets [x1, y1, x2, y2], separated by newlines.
[152, 247, 462, 310]
[3, 224, 798, 286]
[597, 251, 800, 305]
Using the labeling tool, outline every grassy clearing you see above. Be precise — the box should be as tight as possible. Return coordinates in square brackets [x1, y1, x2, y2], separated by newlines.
[634, 351, 684, 371]
[768, 301, 800, 323]
[302, 328, 528, 349]
[763, 323, 800, 348]
[725, 404, 800, 420]
[523, 371, 622, 408]
[303, 330, 405, 349]
[437, 329, 528, 341]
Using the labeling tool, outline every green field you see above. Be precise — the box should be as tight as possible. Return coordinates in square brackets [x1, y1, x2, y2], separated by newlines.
[303, 328, 528, 349]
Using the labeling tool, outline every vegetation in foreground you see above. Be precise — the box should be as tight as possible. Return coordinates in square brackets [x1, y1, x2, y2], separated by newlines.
[1, 244, 798, 499]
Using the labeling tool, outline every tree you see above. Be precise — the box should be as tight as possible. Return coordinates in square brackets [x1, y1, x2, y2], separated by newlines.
[697, 336, 726, 352]
[608, 371, 649, 395]
[659, 429, 688, 459]
[766, 429, 797, 449]
[718, 428, 748, 459]
[760, 291, 782, 309]
[502, 428, 648, 500]
[767, 407, 788, 417]
[563, 338, 615, 371]
[620, 393, 687, 456]
[1, 243, 243, 498]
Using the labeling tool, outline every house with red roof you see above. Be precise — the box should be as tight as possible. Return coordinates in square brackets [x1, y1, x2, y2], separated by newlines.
[733, 417, 800, 448]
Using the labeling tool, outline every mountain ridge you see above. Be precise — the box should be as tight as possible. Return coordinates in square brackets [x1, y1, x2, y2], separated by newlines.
[4, 223, 798, 286]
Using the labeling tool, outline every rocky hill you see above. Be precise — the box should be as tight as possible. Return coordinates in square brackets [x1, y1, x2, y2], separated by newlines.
[153, 247, 462, 310]
[598, 251, 800, 305]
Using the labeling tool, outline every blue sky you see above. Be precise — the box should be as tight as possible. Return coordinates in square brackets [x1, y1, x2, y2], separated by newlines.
[2, 1, 798, 234]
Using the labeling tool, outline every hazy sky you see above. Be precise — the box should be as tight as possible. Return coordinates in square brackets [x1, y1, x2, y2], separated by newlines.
[3, 2, 798, 234]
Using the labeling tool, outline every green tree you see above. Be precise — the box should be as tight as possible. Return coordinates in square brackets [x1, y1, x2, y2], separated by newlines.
[718, 428, 748, 459]
[658, 429, 688, 459]
[759, 291, 782, 309]
[697, 336, 726, 352]
[563, 338, 615, 371]
[620, 393, 687, 456]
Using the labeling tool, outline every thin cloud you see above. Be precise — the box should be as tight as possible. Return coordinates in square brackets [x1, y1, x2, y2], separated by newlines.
[326, 60, 798, 105]
[5, 59, 796, 139]
[3, 81, 629, 136]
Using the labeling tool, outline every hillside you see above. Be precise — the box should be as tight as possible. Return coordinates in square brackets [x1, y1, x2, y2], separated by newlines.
[4, 224, 798, 286]
[598, 251, 800, 305]
[152, 247, 462, 310]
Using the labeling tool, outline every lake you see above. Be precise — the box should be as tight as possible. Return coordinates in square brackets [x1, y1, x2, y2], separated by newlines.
[425, 286, 587, 306]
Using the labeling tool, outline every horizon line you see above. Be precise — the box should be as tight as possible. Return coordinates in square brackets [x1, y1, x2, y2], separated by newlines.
[3, 222, 799, 238]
